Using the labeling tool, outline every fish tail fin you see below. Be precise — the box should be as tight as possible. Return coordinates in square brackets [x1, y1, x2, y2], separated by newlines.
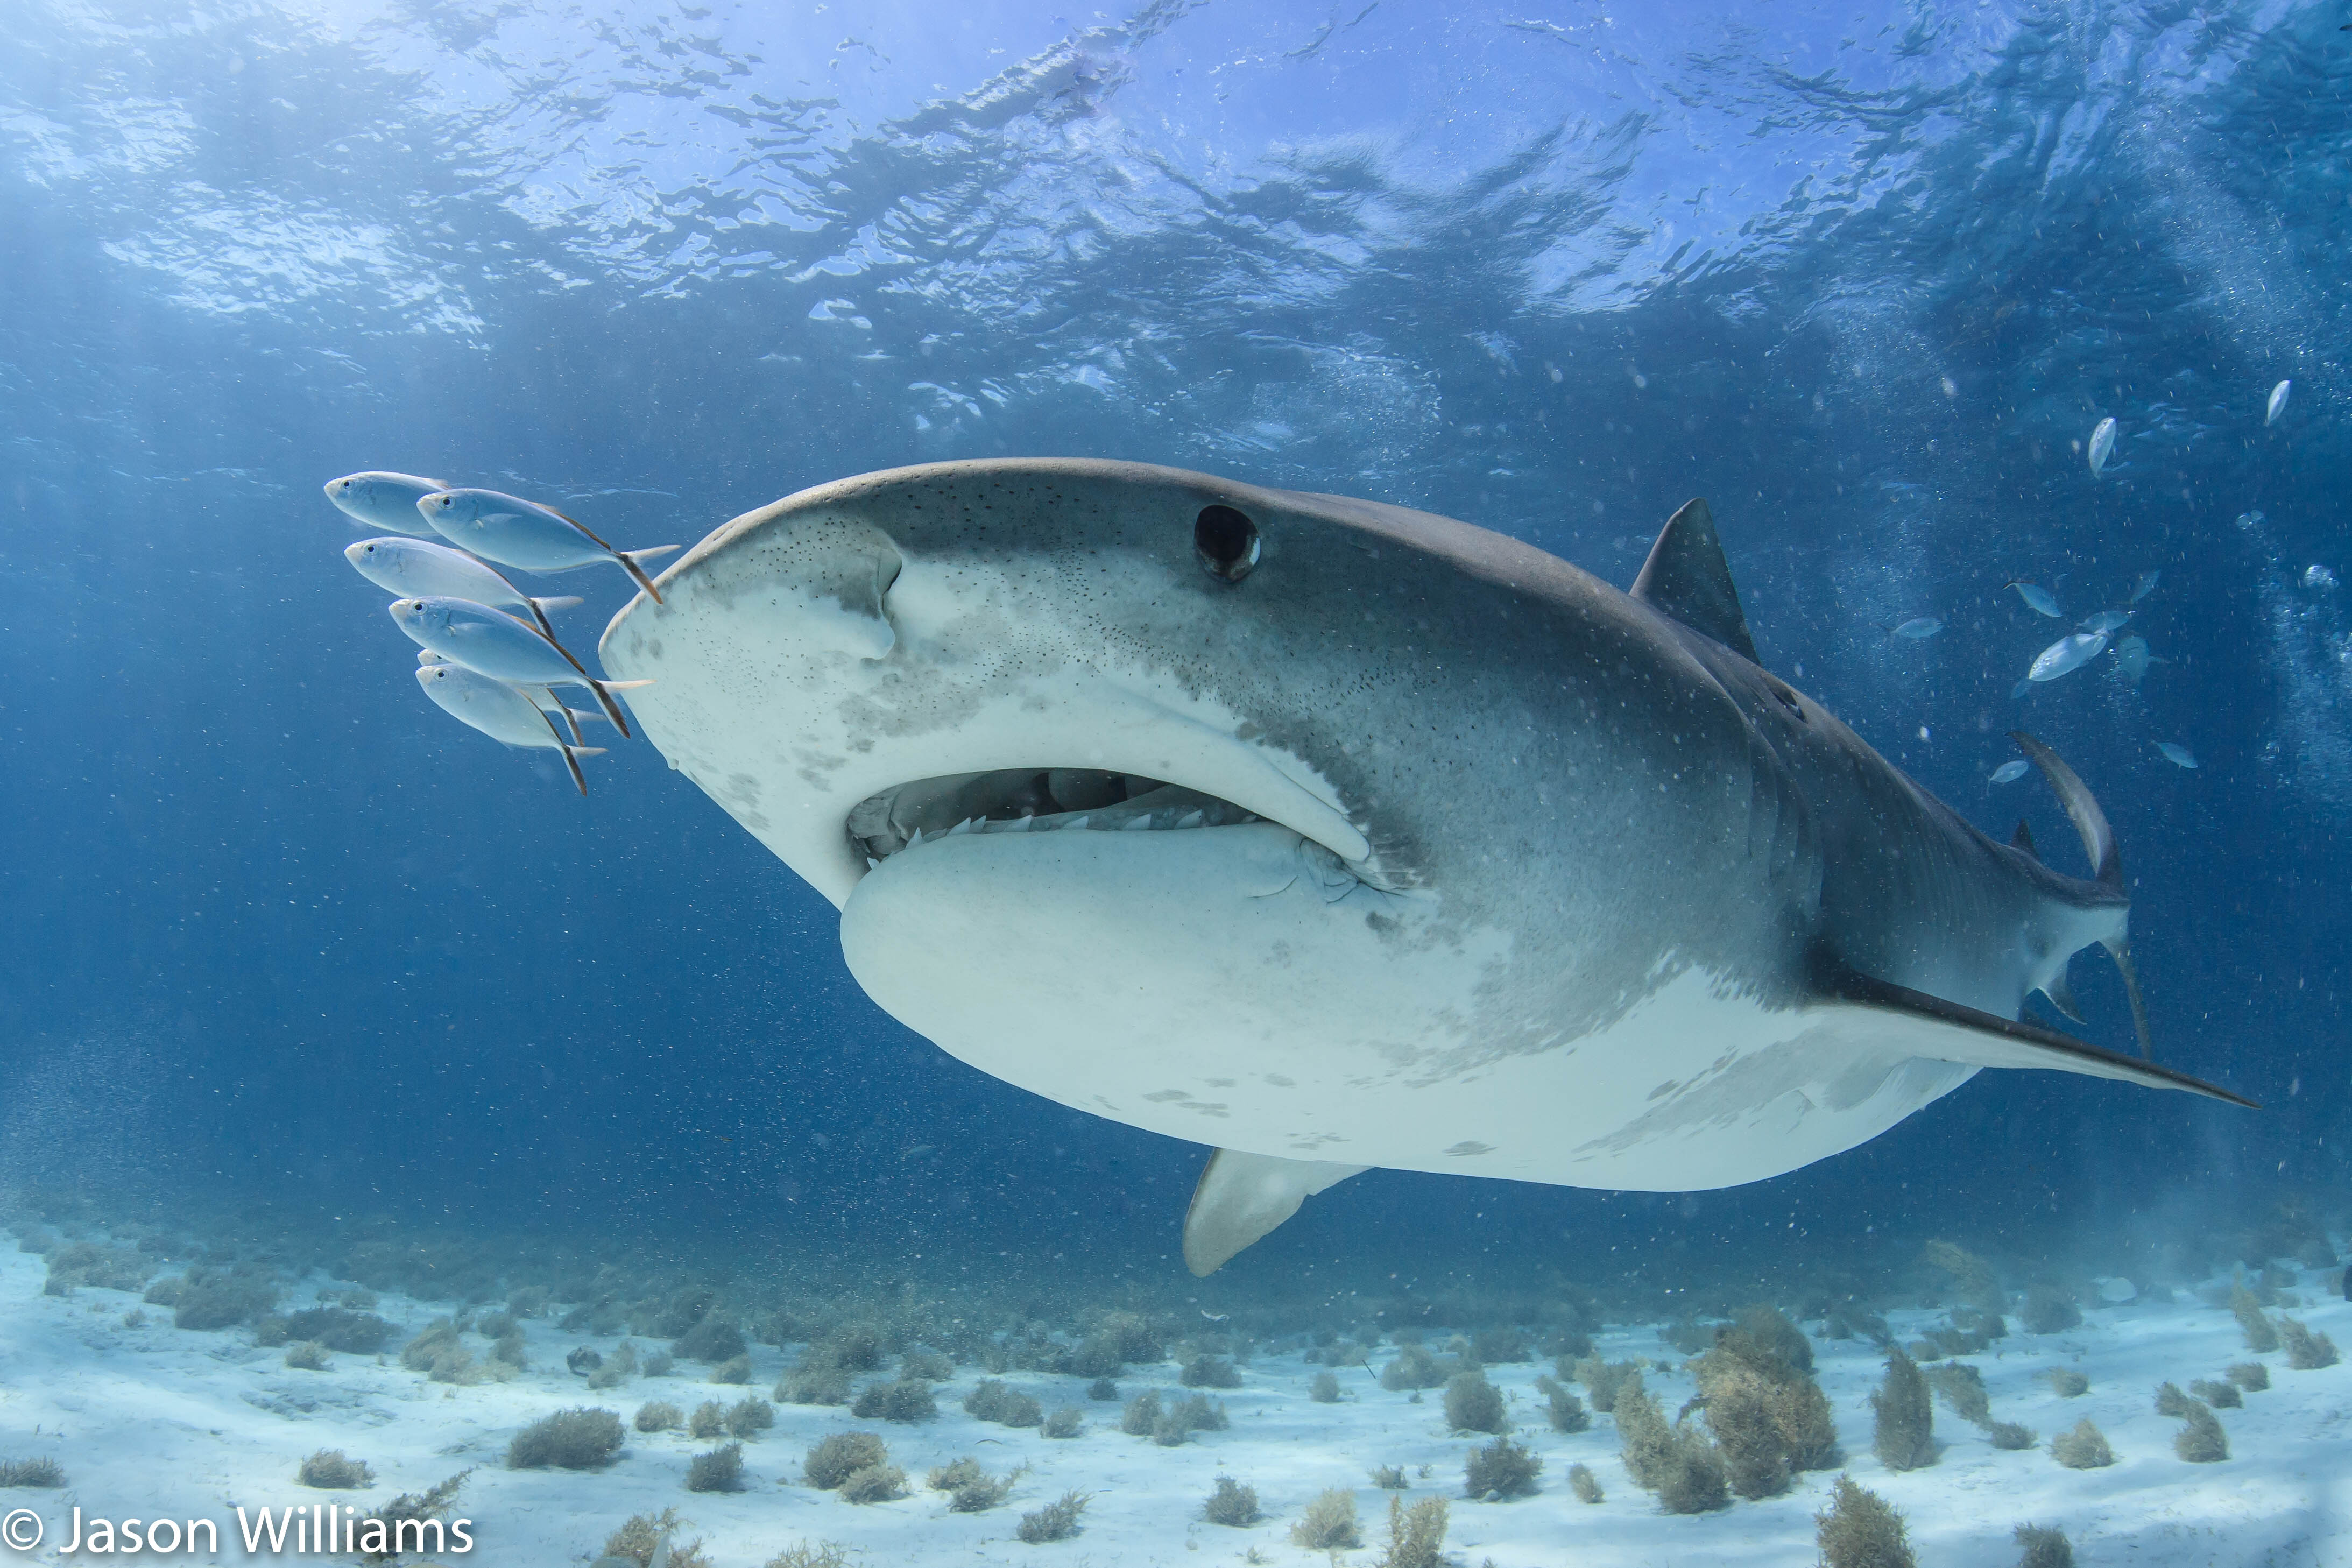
[540, 687, 584, 746]
[2011, 729, 2154, 1059]
[567, 705, 610, 726]
[587, 680, 635, 740]
[526, 595, 583, 638]
[617, 546, 678, 604]
[558, 745, 590, 795]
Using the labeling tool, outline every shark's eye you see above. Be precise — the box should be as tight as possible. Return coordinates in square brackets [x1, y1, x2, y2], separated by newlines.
[1195, 504, 1259, 583]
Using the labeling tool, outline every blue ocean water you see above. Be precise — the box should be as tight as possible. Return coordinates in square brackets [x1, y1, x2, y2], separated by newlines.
[0, 0, 2342, 1334]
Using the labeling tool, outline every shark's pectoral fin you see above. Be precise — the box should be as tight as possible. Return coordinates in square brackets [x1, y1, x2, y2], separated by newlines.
[1818, 961, 2255, 1108]
[1182, 1149, 1370, 1277]
[1629, 498, 1761, 663]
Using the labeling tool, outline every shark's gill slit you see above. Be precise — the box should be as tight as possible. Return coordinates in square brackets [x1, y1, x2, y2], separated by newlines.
[846, 769, 1263, 864]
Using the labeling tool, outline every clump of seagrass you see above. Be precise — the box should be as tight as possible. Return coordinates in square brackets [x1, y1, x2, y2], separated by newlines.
[2050, 1418, 2113, 1469]
[1816, 1475, 1915, 1568]
[1616, 1377, 1728, 1513]
[285, 1340, 331, 1371]
[1380, 1343, 1448, 1390]
[1202, 1475, 1260, 1526]
[1870, 1348, 1934, 1472]
[2280, 1317, 2339, 1369]
[1120, 1389, 1161, 1435]
[2191, 1378, 2242, 1409]
[2015, 1523, 2074, 1568]
[2231, 1281, 2282, 1353]
[929, 1456, 1023, 1513]
[1152, 1393, 1228, 1446]
[2228, 1361, 2270, 1391]
[964, 1379, 1042, 1429]
[761, 1546, 846, 1568]
[1017, 1491, 1089, 1543]
[2042, 1368, 2089, 1397]
[1567, 1463, 1602, 1503]
[1924, 1239, 2005, 1313]
[689, 1401, 728, 1439]
[1311, 1370, 1343, 1403]
[2018, 1284, 2080, 1335]
[685, 1442, 744, 1493]
[634, 1401, 681, 1432]
[1692, 1322, 1839, 1498]
[1375, 1496, 1448, 1568]
[601, 1507, 711, 1568]
[357, 1470, 469, 1565]
[1368, 1463, 1408, 1489]
[1464, 1436, 1541, 1500]
[805, 1432, 889, 1491]
[1290, 1487, 1362, 1549]
[1576, 1357, 1642, 1412]
[1531, 1373, 1588, 1432]
[1442, 1369, 1506, 1434]
[298, 1450, 375, 1489]
[507, 1408, 624, 1470]
[726, 1396, 774, 1439]
[852, 1378, 937, 1422]
[0, 1458, 65, 1488]
[2167, 1396, 2228, 1463]
[1042, 1407, 1084, 1439]
[1182, 1354, 1241, 1388]
[837, 1459, 907, 1503]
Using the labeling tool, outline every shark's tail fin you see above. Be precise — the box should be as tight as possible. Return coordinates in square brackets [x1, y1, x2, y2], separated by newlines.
[2010, 730, 2153, 1060]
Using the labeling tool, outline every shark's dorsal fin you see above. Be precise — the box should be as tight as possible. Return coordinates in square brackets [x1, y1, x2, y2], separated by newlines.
[1182, 1149, 1368, 1276]
[1630, 498, 1760, 663]
[2011, 819, 2040, 861]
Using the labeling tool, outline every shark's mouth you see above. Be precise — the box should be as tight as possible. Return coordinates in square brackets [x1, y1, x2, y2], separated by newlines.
[846, 769, 1266, 868]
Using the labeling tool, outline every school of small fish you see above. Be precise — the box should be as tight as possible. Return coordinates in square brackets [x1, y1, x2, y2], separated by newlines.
[1972, 380, 2290, 788]
[327, 470, 671, 795]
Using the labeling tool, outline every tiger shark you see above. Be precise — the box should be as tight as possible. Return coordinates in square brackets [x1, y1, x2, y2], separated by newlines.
[598, 459, 2249, 1274]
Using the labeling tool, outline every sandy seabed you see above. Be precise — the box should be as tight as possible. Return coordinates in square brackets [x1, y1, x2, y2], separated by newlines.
[0, 1240, 2346, 1567]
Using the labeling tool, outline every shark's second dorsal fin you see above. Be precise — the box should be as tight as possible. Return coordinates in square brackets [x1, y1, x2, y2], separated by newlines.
[2011, 819, 2040, 861]
[1630, 498, 1760, 663]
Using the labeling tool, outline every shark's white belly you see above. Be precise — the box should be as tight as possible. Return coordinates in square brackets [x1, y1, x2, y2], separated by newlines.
[839, 822, 1974, 1191]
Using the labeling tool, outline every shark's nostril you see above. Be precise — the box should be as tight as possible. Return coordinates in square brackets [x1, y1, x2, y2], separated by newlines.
[1195, 505, 1259, 583]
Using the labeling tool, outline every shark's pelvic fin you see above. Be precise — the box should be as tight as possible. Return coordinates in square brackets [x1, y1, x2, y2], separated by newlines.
[2037, 962, 2085, 1023]
[1817, 958, 2253, 1108]
[1182, 1149, 1369, 1276]
[1630, 498, 1760, 663]
[2010, 730, 2155, 1058]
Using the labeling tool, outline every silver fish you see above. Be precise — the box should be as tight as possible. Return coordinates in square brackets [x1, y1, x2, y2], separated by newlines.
[2267, 379, 2291, 427]
[2115, 635, 2153, 686]
[2155, 741, 2198, 769]
[2007, 580, 2064, 617]
[2088, 416, 2116, 477]
[1892, 617, 1943, 639]
[345, 536, 582, 641]
[389, 595, 650, 737]
[415, 488, 678, 603]
[415, 663, 608, 795]
[2078, 610, 2131, 635]
[324, 472, 451, 536]
[2028, 631, 2109, 682]
[1990, 760, 2030, 784]
[2130, 570, 2159, 603]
